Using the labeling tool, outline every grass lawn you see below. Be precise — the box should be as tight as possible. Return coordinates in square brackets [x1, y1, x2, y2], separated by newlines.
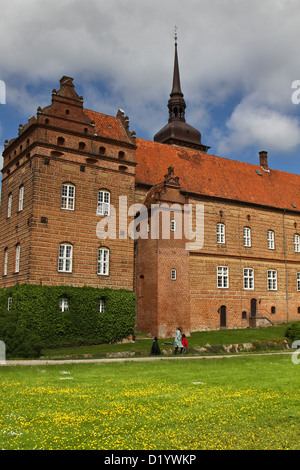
[0, 354, 299, 450]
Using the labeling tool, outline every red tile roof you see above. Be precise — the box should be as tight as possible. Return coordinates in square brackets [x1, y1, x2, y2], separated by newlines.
[135, 138, 300, 212]
[84, 109, 132, 143]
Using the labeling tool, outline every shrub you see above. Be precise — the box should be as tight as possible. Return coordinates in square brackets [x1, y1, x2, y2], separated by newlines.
[285, 322, 300, 345]
[0, 284, 136, 351]
[0, 312, 42, 358]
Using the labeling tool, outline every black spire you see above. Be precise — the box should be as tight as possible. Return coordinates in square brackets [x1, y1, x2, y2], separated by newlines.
[154, 29, 210, 153]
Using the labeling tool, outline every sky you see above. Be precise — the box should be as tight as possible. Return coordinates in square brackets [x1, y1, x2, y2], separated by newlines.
[1, 0, 300, 175]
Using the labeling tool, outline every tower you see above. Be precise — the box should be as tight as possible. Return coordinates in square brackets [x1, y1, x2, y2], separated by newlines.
[154, 29, 210, 152]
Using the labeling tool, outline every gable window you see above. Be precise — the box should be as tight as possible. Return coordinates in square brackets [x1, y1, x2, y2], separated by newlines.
[99, 299, 105, 313]
[4, 248, 8, 276]
[267, 270, 277, 291]
[61, 183, 75, 210]
[171, 269, 177, 280]
[58, 243, 73, 273]
[243, 268, 254, 290]
[98, 247, 109, 275]
[217, 223, 225, 244]
[243, 227, 251, 247]
[294, 234, 300, 253]
[97, 190, 110, 216]
[7, 193, 12, 218]
[59, 297, 69, 312]
[217, 266, 228, 288]
[15, 244, 20, 273]
[267, 230, 275, 250]
[18, 185, 24, 212]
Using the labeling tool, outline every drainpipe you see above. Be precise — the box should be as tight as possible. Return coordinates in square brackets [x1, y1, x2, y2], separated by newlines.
[283, 209, 289, 322]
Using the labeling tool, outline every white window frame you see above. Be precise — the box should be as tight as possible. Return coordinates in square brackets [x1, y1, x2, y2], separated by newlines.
[268, 230, 275, 250]
[4, 248, 8, 276]
[297, 272, 300, 291]
[7, 297, 12, 311]
[58, 243, 73, 273]
[61, 183, 75, 211]
[18, 185, 24, 212]
[171, 269, 176, 280]
[99, 299, 105, 313]
[217, 223, 225, 244]
[98, 247, 109, 276]
[97, 190, 110, 216]
[217, 266, 229, 289]
[7, 193, 12, 218]
[243, 268, 254, 290]
[59, 297, 69, 312]
[294, 234, 300, 253]
[267, 270, 277, 291]
[15, 244, 20, 273]
[243, 227, 251, 247]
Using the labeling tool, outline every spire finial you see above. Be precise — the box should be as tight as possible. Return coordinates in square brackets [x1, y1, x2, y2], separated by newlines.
[174, 25, 178, 45]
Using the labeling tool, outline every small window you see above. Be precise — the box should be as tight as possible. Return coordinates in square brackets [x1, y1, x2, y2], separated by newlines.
[59, 298, 69, 312]
[61, 183, 75, 210]
[118, 151, 125, 159]
[15, 244, 20, 273]
[58, 243, 73, 273]
[298, 307, 300, 315]
[98, 247, 109, 276]
[4, 248, 8, 276]
[79, 142, 86, 150]
[99, 146, 106, 155]
[99, 299, 105, 313]
[7, 193, 12, 218]
[18, 185, 24, 212]
[171, 220, 176, 232]
[267, 270, 277, 291]
[171, 269, 176, 280]
[217, 266, 229, 288]
[242, 311, 247, 319]
[7, 297, 12, 311]
[294, 234, 300, 253]
[57, 137, 65, 146]
[297, 272, 300, 291]
[217, 223, 225, 244]
[271, 306, 276, 314]
[243, 227, 251, 247]
[267, 230, 275, 250]
[97, 190, 110, 216]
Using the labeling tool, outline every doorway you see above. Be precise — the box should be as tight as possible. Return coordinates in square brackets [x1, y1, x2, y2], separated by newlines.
[251, 298, 257, 317]
[220, 305, 226, 327]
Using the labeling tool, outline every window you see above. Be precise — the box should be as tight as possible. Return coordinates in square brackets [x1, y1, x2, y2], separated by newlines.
[97, 190, 110, 216]
[297, 272, 300, 291]
[7, 193, 12, 218]
[61, 183, 75, 210]
[15, 244, 20, 273]
[242, 311, 247, 319]
[171, 269, 176, 280]
[99, 299, 105, 313]
[294, 234, 300, 253]
[18, 185, 24, 211]
[59, 298, 69, 312]
[268, 230, 275, 250]
[243, 227, 251, 247]
[4, 248, 8, 276]
[217, 223, 225, 244]
[243, 268, 254, 290]
[7, 297, 12, 311]
[58, 243, 73, 273]
[57, 136, 65, 146]
[217, 266, 228, 288]
[171, 220, 176, 232]
[267, 270, 277, 290]
[271, 306, 276, 314]
[98, 247, 109, 275]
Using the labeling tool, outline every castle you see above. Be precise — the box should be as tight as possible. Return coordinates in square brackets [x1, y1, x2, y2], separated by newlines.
[1, 38, 300, 338]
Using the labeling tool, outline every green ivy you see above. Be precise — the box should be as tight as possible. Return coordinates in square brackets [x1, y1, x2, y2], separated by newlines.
[0, 284, 136, 348]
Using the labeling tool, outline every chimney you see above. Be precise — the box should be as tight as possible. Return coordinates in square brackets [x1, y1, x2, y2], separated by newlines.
[259, 150, 268, 170]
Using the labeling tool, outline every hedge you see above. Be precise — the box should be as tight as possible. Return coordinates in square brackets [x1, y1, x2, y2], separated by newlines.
[0, 283, 136, 349]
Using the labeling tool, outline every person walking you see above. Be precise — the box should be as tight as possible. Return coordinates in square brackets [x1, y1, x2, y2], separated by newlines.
[174, 327, 183, 354]
[182, 334, 188, 354]
[151, 337, 161, 355]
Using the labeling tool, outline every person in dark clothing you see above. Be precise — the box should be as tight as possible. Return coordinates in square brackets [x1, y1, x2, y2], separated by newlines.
[151, 337, 161, 355]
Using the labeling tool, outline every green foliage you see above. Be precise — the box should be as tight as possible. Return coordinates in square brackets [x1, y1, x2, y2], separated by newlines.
[285, 322, 300, 344]
[0, 311, 42, 358]
[0, 284, 135, 352]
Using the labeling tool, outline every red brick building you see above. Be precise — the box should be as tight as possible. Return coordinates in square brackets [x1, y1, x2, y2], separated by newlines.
[1, 41, 300, 338]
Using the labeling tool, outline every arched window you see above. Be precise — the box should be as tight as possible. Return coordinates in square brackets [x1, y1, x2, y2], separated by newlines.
[57, 136, 65, 146]
[61, 183, 75, 210]
[97, 190, 110, 216]
[7, 193, 12, 218]
[15, 244, 20, 273]
[58, 243, 73, 273]
[18, 185, 24, 212]
[4, 248, 8, 276]
[98, 247, 109, 275]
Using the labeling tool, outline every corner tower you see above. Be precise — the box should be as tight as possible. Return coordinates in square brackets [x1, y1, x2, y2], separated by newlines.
[154, 30, 209, 152]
